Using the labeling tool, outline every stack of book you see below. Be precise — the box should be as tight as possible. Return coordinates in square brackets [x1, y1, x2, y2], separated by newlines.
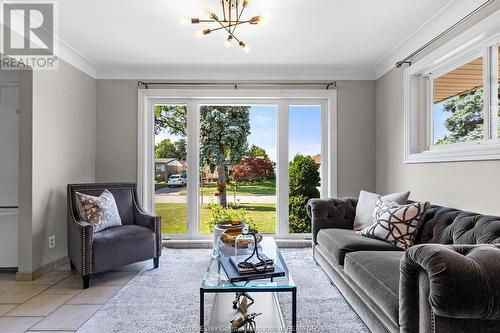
[219, 254, 285, 283]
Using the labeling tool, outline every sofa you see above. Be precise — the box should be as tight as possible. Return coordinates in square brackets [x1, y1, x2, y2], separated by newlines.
[307, 197, 500, 333]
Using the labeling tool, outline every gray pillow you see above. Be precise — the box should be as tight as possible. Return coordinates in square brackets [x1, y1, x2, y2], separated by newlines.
[353, 190, 410, 231]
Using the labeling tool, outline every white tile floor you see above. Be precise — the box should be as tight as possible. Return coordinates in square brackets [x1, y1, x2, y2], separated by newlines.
[0, 261, 147, 333]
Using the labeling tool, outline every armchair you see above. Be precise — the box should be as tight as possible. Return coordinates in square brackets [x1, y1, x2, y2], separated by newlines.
[67, 183, 161, 288]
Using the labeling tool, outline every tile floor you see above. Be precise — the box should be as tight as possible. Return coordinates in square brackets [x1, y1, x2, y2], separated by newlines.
[0, 261, 147, 333]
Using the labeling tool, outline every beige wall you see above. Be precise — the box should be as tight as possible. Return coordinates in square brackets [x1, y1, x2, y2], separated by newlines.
[95, 80, 138, 182]
[94, 80, 376, 197]
[21, 60, 96, 272]
[376, 67, 500, 216]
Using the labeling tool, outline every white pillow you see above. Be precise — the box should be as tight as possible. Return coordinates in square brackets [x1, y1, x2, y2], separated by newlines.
[353, 190, 410, 231]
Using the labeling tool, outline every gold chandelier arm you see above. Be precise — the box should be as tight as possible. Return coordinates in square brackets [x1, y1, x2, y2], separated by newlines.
[212, 15, 243, 44]
[221, 0, 226, 21]
[231, 0, 246, 35]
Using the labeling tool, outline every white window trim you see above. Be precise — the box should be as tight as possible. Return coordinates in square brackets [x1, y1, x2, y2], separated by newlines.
[404, 11, 500, 164]
[137, 88, 337, 240]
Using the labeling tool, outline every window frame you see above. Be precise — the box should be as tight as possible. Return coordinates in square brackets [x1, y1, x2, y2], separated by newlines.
[138, 88, 337, 240]
[404, 27, 500, 163]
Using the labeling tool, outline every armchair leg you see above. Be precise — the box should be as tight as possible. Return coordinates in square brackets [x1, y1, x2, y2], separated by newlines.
[82, 275, 90, 289]
[70, 261, 76, 270]
[153, 257, 159, 269]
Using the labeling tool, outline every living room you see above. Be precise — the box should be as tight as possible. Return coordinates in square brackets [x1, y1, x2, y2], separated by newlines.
[0, 0, 500, 332]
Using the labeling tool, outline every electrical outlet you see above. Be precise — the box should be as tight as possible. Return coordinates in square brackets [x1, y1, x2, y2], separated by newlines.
[48, 235, 56, 249]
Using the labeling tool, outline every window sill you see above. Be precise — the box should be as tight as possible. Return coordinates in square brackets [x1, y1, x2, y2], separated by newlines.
[405, 142, 500, 163]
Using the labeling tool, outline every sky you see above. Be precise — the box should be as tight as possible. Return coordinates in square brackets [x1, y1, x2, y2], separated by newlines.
[155, 105, 322, 162]
[433, 100, 449, 144]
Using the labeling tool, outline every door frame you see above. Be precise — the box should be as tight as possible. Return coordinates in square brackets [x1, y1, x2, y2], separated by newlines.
[138, 88, 337, 240]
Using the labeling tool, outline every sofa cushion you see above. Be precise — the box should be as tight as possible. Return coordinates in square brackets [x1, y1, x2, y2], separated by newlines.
[316, 228, 402, 265]
[93, 225, 155, 273]
[344, 251, 403, 327]
[353, 190, 410, 230]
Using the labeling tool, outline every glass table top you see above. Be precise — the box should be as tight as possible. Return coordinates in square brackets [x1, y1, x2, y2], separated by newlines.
[201, 237, 296, 291]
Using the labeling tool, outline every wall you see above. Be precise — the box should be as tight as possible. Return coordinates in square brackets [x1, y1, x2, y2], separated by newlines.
[376, 67, 500, 215]
[95, 80, 376, 197]
[95, 80, 138, 182]
[21, 60, 96, 273]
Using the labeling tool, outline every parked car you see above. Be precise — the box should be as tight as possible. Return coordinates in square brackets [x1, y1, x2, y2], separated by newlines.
[167, 174, 186, 187]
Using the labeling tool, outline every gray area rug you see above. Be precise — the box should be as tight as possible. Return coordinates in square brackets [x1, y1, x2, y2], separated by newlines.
[77, 248, 368, 333]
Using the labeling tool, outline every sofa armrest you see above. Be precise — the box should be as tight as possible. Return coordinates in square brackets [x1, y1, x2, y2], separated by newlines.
[67, 215, 94, 276]
[307, 198, 357, 245]
[400, 243, 500, 332]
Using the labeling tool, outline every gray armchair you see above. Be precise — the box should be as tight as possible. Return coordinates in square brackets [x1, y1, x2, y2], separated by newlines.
[67, 183, 161, 288]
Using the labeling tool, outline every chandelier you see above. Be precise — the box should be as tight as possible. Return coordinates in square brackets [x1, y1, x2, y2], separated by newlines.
[183, 0, 265, 53]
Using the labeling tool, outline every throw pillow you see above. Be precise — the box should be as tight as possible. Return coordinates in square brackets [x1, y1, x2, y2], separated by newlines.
[76, 189, 122, 232]
[359, 199, 430, 250]
[353, 190, 410, 230]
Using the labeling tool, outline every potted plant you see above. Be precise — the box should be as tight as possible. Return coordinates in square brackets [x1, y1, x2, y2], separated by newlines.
[207, 203, 258, 247]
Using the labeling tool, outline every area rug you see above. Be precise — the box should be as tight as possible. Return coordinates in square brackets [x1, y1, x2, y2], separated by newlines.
[77, 248, 368, 333]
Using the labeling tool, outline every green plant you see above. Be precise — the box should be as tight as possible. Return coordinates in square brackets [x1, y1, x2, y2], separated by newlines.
[288, 154, 320, 233]
[206, 203, 255, 232]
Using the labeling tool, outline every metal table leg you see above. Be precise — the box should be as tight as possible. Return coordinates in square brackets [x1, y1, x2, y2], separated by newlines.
[200, 288, 204, 333]
[292, 288, 297, 333]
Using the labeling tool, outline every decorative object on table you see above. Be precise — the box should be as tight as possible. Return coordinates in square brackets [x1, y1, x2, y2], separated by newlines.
[230, 293, 261, 333]
[219, 232, 284, 282]
[233, 292, 254, 310]
[221, 226, 262, 248]
[359, 199, 430, 250]
[234, 225, 256, 256]
[235, 230, 274, 271]
[182, 0, 268, 52]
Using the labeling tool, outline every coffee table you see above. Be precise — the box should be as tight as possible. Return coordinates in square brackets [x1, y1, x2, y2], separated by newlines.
[200, 237, 297, 332]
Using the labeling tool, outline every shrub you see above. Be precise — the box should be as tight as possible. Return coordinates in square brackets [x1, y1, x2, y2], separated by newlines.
[288, 155, 320, 233]
[231, 156, 275, 182]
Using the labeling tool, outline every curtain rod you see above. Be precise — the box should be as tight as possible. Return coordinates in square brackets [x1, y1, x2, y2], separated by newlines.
[395, 0, 496, 68]
[137, 81, 337, 90]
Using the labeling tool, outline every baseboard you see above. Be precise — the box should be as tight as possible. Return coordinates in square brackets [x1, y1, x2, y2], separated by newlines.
[16, 256, 70, 281]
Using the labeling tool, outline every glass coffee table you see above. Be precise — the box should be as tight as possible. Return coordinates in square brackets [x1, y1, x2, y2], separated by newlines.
[200, 237, 297, 332]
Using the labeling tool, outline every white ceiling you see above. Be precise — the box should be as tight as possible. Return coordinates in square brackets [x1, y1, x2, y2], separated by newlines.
[58, 0, 454, 69]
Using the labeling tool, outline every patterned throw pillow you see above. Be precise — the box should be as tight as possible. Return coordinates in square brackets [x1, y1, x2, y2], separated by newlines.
[76, 189, 122, 232]
[359, 199, 429, 250]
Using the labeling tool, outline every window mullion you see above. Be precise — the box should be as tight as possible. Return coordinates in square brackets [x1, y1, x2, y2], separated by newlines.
[484, 47, 492, 140]
[490, 45, 499, 140]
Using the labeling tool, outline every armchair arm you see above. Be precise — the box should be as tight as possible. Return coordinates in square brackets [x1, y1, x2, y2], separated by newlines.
[400, 243, 500, 332]
[307, 198, 357, 245]
[133, 202, 162, 258]
[67, 215, 94, 276]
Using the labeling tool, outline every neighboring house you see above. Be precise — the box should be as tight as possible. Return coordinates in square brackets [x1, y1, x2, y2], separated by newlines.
[155, 158, 185, 181]
[313, 154, 321, 165]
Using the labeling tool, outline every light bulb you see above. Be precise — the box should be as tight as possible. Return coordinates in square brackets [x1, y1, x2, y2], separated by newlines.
[225, 35, 233, 48]
[195, 30, 204, 38]
[243, 45, 250, 53]
[259, 13, 270, 25]
[179, 17, 190, 26]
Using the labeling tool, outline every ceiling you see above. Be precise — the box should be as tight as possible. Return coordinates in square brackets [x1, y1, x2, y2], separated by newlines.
[58, 0, 455, 69]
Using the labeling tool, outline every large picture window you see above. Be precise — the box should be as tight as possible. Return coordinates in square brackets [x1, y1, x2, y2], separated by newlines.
[138, 90, 336, 239]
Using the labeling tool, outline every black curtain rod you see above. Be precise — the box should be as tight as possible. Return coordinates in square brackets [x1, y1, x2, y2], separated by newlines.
[137, 81, 337, 90]
[395, 0, 496, 68]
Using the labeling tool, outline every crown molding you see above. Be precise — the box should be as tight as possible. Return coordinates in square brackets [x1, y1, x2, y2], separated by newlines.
[373, 0, 499, 79]
[96, 64, 375, 81]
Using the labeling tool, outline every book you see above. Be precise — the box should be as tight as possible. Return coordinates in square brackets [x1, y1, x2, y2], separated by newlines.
[219, 256, 285, 283]
[230, 254, 274, 275]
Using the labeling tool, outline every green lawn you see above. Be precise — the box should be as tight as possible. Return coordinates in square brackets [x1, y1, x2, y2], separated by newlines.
[173, 179, 276, 196]
[155, 202, 276, 234]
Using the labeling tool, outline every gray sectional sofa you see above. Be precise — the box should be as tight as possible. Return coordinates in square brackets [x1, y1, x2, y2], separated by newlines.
[307, 198, 500, 333]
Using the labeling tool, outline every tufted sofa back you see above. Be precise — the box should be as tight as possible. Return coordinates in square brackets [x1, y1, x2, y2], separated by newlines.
[416, 205, 500, 245]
